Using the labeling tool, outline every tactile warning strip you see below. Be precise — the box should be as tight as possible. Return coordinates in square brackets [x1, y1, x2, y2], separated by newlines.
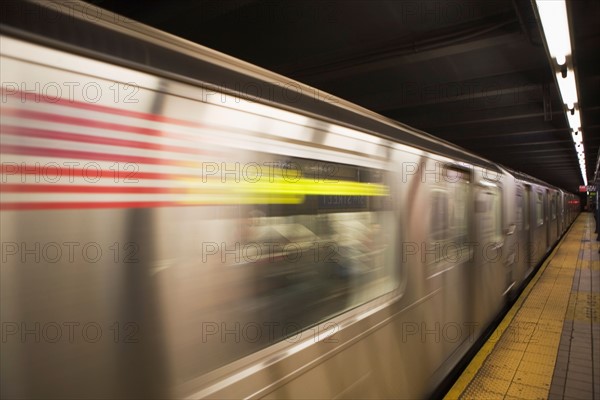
[445, 213, 600, 400]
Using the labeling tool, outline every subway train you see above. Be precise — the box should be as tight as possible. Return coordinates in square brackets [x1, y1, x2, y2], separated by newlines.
[0, 1, 580, 399]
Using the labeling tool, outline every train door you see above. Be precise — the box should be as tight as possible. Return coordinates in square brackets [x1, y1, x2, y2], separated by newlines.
[548, 191, 553, 244]
[546, 189, 553, 250]
[472, 185, 504, 331]
[514, 185, 529, 284]
[523, 185, 533, 273]
[553, 192, 558, 241]
[557, 193, 562, 234]
[558, 193, 563, 234]
[553, 193, 556, 240]
[532, 189, 547, 264]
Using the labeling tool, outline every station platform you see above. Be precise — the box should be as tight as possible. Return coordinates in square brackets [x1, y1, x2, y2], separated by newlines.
[445, 212, 600, 400]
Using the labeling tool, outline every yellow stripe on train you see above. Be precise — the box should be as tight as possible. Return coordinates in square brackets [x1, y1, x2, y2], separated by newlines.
[177, 173, 389, 204]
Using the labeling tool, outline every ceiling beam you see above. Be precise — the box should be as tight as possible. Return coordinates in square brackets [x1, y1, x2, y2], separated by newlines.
[282, 32, 524, 83]
[370, 83, 544, 112]
[464, 139, 571, 148]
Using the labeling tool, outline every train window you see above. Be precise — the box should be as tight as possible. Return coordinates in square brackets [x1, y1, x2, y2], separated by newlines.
[246, 158, 398, 304]
[551, 195, 557, 220]
[195, 155, 397, 375]
[536, 192, 544, 226]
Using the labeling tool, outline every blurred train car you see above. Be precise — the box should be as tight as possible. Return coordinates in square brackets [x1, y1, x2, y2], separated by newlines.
[0, 1, 579, 398]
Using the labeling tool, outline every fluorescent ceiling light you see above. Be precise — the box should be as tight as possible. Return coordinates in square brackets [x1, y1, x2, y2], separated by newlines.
[556, 70, 577, 109]
[571, 130, 582, 144]
[535, 0, 571, 65]
[535, 0, 588, 186]
[567, 108, 581, 130]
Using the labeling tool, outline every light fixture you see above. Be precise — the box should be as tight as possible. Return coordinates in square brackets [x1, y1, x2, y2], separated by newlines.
[535, 0, 587, 187]
[555, 70, 577, 110]
[567, 108, 581, 130]
[535, 0, 571, 66]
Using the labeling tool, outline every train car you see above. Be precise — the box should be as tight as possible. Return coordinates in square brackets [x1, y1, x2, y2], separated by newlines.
[0, 1, 579, 399]
[503, 169, 576, 295]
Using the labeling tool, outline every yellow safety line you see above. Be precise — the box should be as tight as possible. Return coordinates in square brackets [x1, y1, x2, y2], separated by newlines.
[443, 217, 579, 399]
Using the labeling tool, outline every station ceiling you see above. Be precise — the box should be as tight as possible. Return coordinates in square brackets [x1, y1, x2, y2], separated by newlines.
[95, 0, 599, 193]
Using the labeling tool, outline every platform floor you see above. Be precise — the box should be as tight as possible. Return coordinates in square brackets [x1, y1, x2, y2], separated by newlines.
[445, 213, 600, 400]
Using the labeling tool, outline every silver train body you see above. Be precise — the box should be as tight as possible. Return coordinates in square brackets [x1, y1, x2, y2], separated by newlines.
[0, 1, 579, 398]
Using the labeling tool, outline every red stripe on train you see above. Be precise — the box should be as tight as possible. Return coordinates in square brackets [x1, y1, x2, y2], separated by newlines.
[1, 88, 207, 129]
[1, 125, 212, 156]
[1, 107, 195, 142]
[1, 145, 204, 168]
[0, 184, 226, 194]
[0, 164, 200, 182]
[0, 201, 211, 210]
